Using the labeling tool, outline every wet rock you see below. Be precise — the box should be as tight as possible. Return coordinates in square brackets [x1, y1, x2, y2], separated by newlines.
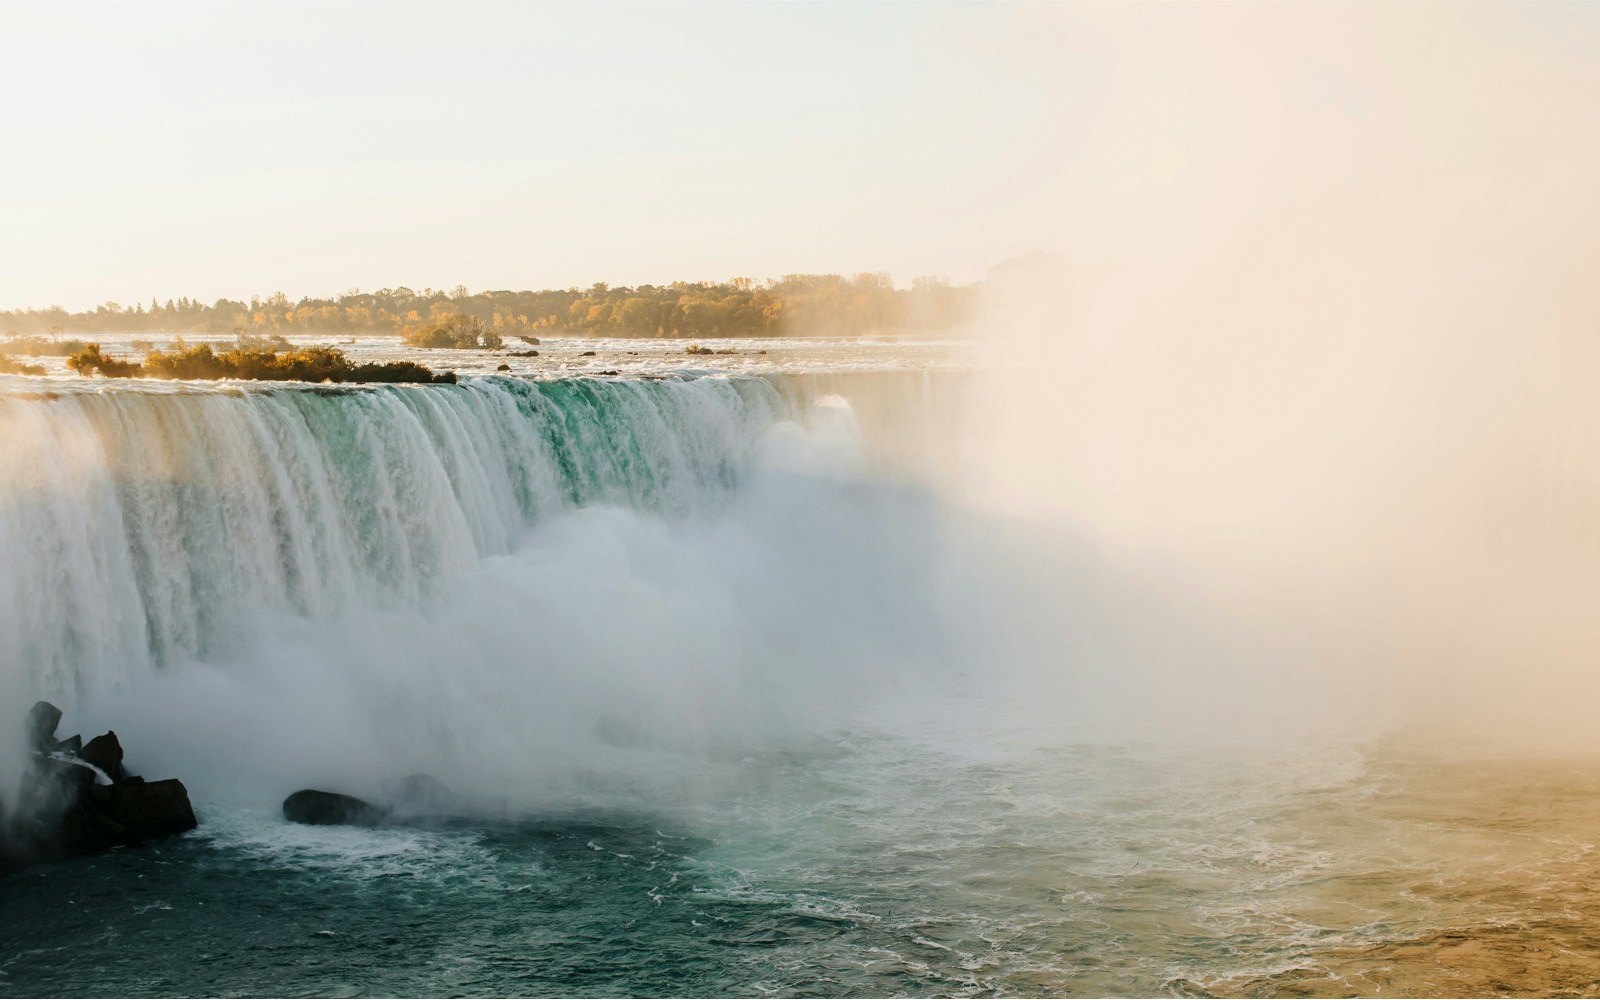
[55, 734, 81, 754]
[383, 774, 458, 820]
[283, 789, 390, 826]
[94, 780, 198, 840]
[390, 773, 452, 805]
[80, 732, 126, 783]
[1, 756, 196, 873]
[34, 755, 99, 792]
[496, 363, 511, 371]
[579, 350, 596, 357]
[27, 701, 62, 750]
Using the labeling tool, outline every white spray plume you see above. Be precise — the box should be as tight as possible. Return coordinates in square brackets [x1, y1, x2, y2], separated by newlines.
[956, 3, 1600, 747]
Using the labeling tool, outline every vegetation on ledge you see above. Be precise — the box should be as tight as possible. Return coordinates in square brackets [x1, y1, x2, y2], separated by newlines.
[66, 340, 456, 384]
[1, 334, 90, 357]
[400, 312, 504, 350]
[0, 354, 46, 376]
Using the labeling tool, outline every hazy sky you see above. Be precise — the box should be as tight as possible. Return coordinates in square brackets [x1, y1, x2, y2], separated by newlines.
[4, 2, 1598, 311]
[1, 1, 1064, 310]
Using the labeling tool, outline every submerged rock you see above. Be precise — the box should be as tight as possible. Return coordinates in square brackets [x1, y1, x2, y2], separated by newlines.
[389, 773, 452, 805]
[283, 789, 390, 826]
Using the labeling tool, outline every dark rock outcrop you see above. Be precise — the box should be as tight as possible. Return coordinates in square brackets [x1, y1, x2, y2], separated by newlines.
[1, 704, 197, 875]
[283, 789, 390, 826]
[27, 701, 62, 750]
[80, 731, 126, 782]
[87, 780, 197, 840]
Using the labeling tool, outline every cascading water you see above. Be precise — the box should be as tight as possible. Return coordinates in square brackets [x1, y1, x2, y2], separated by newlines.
[0, 377, 786, 693]
[1, 374, 793, 678]
[0, 369, 966, 810]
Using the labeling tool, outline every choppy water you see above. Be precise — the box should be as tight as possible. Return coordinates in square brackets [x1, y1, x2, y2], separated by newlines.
[5, 735, 1600, 997]
[2, 337, 1596, 997]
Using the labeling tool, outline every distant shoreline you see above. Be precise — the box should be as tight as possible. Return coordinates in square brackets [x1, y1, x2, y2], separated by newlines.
[0, 275, 980, 342]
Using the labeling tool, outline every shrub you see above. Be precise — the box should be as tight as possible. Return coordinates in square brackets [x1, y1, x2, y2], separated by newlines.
[400, 313, 503, 351]
[0, 354, 45, 376]
[66, 344, 142, 377]
[68, 343, 453, 384]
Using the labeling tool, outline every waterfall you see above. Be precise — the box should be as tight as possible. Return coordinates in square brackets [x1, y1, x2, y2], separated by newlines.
[0, 372, 963, 805]
[0, 376, 788, 701]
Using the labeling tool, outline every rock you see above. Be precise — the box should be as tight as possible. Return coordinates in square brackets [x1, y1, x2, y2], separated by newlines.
[2, 705, 195, 874]
[283, 789, 389, 826]
[80, 732, 126, 782]
[27, 701, 62, 750]
[496, 363, 510, 371]
[685, 344, 713, 355]
[98, 780, 198, 840]
[390, 773, 452, 804]
[383, 774, 458, 820]
[579, 350, 596, 357]
[34, 755, 99, 792]
[1, 759, 195, 871]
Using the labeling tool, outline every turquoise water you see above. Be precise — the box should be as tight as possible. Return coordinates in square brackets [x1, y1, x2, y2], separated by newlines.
[8, 734, 1600, 997]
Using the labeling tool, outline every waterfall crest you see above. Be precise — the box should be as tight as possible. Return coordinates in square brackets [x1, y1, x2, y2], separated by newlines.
[0, 376, 787, 700]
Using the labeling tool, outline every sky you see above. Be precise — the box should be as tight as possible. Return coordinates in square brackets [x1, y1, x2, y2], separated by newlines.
[3, 2, 1598, 312]
[0, 1, 1063, 310]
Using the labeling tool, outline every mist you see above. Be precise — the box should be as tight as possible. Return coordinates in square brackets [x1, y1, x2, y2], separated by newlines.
[957, 2, 1600, 748]
[16, 388, 971, 813]
[6, 2, 1600, 816]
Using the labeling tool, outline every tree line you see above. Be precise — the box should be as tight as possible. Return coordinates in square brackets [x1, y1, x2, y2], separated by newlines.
[0, 274, 978, 340]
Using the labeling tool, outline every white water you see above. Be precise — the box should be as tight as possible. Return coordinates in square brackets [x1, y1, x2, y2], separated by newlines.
[0, 365, 975, 810]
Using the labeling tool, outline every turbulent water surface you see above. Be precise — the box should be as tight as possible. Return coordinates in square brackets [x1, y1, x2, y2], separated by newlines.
[1, 338, 1596, 997]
